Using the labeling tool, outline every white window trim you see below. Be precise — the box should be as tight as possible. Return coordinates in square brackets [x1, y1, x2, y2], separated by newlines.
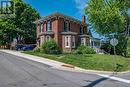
[65, 35, 70, 48]
[40, 24, 43, 33]
[72, 36, 75, 48]
[47, 21, 51, 31]
[81, 38, 85, 46]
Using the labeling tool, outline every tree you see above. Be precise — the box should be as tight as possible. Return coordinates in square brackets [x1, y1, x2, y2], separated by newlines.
[85, 0, 130, 56]
[13, 0, 40, 39]
[0, 14, 22, 45]
[12, 0, 40, 43]
[0, 0, 40, 45]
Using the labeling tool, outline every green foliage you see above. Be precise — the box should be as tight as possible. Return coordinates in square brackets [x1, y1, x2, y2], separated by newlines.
[42, 39, 62, 54]
[85, 0, 129, 35]
[85, 0, 130, 56]
[24, 51, 130, 71]
[115, 36, 127, 56]
[0, 0, 40, 45]
[127, 37, 130, 56]
[74, 45, 96, 54]
[101, 35, 127, 56]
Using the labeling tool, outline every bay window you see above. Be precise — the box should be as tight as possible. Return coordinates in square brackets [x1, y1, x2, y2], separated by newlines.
[81, 38, 85, 45]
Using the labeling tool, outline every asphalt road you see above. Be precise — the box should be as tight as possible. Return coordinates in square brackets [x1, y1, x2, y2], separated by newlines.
[0, 51, 129, 87]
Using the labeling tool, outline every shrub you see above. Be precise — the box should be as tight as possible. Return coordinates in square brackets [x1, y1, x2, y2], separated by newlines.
[74, 45, 96, 54]
[82, 47, 96, 54]
[42, 39, 62, 54]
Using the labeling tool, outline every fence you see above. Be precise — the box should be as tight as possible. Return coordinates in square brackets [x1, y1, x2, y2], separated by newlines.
[0, 45, 10, 49]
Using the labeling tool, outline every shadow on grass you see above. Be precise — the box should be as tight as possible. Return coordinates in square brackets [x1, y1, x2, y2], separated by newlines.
[83, 77, 108, 87]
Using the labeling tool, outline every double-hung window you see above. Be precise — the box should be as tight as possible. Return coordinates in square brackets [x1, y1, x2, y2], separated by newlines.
[81, 38, 85, 45]
[40, 24, 43, 33]
[64, 21, 70, 32]
[41, 36, 44, 45]
[72, 36, 75, 48]
[80, 26, 84, 34]
[65, 36, 70, 48]
[47, 21, 52, 31]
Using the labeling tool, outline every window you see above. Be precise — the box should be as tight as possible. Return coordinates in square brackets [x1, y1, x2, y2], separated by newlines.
[72, 36, 75, 48]
[46, 35, 51, 41]
[41, 36, 44, 45]
[64, 21, 70, 32]
[80, 26, 84, 34]
[40, 24, 44, 32]
[65, 36, 70, 48]
[47, 21, 52, 31]
[81, 38, 85, 45]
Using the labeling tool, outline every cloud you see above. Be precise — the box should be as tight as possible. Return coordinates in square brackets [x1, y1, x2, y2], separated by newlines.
[74, 0, 87, 15]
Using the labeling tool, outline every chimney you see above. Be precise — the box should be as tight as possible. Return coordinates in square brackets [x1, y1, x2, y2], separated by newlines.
[82, 15, 86, 25]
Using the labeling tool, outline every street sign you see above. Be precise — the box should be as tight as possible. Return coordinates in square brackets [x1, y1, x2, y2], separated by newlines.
[110, 38, 118, 46]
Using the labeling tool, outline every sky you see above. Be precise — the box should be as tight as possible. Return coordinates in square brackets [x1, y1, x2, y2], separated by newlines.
[22, 0, 101, 38]
[23, 0, 87, 19]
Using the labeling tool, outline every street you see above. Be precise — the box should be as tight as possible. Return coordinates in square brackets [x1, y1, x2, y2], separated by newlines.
[0, 51, 130, 87]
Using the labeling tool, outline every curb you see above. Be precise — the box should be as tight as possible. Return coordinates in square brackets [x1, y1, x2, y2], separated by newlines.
[62, 64, 75, 68]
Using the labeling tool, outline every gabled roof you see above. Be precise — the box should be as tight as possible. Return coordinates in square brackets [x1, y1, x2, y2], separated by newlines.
[34, 12, 86, 25]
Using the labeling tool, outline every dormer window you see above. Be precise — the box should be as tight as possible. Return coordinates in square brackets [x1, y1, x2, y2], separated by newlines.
[40, 23, 44, 33]
[64, 21, 70, 32]
[47, 21, 52, 31]
[80, 26, 84, 34]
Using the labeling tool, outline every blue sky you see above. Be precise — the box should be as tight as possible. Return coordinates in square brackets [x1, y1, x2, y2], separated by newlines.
[23, 0, 87, 19]
[23, 0, 101, 38]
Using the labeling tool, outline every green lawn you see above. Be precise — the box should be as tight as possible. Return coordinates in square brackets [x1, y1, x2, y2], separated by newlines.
[23, 51, 130, 72]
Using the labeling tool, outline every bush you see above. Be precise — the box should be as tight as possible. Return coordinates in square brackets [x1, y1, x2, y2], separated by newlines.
[42, 39, 62, 54]
[74, 45, 96, 54]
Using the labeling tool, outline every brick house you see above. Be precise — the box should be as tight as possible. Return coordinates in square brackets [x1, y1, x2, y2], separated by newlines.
[34, 13, 90, 52]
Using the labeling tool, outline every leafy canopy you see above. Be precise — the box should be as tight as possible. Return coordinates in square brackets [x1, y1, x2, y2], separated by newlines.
[0, 0, 40, 45]
[85, 0, 130, 35]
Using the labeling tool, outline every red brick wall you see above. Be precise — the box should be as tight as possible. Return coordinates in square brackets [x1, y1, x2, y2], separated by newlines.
[70, 21, 80, 33]
[57, 18, 64, 48]
[44, 22, 46, 32]
[52, 19, 58, 44]
[36, 17, 89, 52]
[36, 23, 40, 38]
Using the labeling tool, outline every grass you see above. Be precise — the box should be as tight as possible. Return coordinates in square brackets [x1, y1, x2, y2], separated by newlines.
[23, 51, 130, 72]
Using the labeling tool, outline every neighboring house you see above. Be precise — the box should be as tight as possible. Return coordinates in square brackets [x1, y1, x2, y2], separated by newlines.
[34, 13, 90, 52]
[89, 37, 101, 48]
[89, 37, 102, 53]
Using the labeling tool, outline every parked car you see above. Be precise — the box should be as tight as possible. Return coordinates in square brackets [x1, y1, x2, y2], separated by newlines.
[16, 44, 36, 51]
